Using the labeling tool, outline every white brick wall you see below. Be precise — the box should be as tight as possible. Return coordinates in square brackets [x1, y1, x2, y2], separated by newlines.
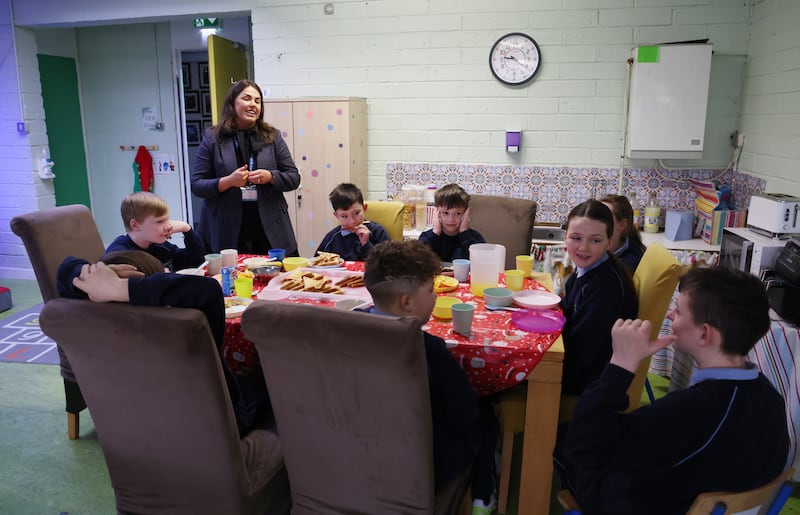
[739, 0, 800, 197]
[251, 0, 753, 199]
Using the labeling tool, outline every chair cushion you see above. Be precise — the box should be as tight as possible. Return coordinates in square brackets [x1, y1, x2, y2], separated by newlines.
[367, 200, 405, 241]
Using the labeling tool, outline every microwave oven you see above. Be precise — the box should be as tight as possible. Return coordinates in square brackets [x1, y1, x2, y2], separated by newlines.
[720, 227, 788, 277]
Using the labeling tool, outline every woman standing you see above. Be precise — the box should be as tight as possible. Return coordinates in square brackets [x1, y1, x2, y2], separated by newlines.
[191, 80, 300, 255]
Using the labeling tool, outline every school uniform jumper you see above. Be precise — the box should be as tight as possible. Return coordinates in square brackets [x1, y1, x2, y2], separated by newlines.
[316, 221, 390, 261]
[613, 237, 645, 274]
[561, 254, 638, 396]
[106, 231, 206, 272]
[418, 228, 485, 262]
[565, 363, 790, 515]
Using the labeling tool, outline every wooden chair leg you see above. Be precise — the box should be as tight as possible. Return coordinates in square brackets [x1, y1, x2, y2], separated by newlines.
[67, 411, 79, 440]
[497, 429, 515, 514]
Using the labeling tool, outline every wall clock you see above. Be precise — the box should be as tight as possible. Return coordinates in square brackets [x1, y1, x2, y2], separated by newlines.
[489, 32, 541, 85]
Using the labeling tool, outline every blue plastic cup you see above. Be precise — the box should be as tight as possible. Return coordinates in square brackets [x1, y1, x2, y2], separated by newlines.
[268, 248, 286, 262]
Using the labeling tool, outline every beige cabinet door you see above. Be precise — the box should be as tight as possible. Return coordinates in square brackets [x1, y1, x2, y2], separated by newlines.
[263, 98, 367, 257]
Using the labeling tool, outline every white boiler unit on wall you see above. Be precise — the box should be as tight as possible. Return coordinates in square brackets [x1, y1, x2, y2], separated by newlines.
[625, 43, 713, 160]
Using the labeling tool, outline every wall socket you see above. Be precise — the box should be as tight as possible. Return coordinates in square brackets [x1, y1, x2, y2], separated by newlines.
[730, 131, 744, 148]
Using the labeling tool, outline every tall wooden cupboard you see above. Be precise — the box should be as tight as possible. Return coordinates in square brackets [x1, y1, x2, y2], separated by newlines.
[262, 97, 367, 257]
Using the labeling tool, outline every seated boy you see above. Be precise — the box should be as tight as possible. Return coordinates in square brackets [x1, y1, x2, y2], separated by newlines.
[316, 183, 390, 261]
[107, 191, 206, 271]
[57, 252, 271, 438]
[418, 183, 485, 262]
[563, 266, 790, 515]
[364, 240, 498, 514]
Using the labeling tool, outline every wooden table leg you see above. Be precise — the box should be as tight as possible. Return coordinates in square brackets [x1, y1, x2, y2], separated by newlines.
[517, 359, 563, 515]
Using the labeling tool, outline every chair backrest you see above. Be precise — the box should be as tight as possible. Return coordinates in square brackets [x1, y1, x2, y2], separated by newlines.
[468, 195, 537, 269]
[686, 467, 795, 515]
[242, 301, 436, 514]
[626, 243, 684, 410]
[40, 298, 280, 514]
[10, 204, 105, 302]
[367, 200, 405, 241]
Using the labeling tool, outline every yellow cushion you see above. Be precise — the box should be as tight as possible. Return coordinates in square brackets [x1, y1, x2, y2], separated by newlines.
[633, 243, 684, 340]
[366, 201, 405, 241]
[627, 243, 684, 410]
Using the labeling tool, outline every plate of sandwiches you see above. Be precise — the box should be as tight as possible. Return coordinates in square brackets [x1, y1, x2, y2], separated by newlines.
[309, 251, 345, 269]
[260, 268, 371, 302]
[224, 296, 253, 319]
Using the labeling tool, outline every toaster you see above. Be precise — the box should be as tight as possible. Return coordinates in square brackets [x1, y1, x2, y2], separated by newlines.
[747, 193, 800, 236]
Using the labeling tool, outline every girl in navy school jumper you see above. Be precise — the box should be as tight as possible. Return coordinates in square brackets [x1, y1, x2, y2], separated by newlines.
[560, 199, 638, 397]
[316, 182, 390, 261]
[418, 183, 485, 262]
[600, 194, 646, 274]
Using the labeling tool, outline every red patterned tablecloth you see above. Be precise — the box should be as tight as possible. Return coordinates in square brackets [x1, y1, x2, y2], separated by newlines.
[221, 256, 563, 396]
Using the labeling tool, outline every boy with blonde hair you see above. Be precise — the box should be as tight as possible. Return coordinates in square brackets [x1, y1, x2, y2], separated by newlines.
[106, 191, 205, 272]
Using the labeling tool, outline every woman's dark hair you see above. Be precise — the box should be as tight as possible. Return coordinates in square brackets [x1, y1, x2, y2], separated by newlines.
[215, 79, 277, 145]
[599, 194, 645, 252]
[100, 250, 164, 276]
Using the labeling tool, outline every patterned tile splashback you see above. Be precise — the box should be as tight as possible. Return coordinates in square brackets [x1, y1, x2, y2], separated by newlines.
[386, 163, 765, 226]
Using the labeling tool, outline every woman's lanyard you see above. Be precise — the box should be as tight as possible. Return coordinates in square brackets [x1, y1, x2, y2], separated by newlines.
[234, 133, 258, 201]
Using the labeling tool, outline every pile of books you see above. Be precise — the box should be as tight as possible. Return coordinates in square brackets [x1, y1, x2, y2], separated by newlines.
[690, 178, 746, 245]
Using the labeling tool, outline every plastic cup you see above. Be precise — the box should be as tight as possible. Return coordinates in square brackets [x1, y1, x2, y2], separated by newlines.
[268, 248, 286, 262]
[516, 254, 534, 278]
[451, 303, 474, 335]
[505, 269, 525, 291]
[205, 253, 222, 276]
[453, 259, 470, 283]
[221, 248, 238, 268]
[234, 276, 253, 299]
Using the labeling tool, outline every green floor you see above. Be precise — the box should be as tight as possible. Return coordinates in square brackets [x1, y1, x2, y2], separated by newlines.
[0, 278, 797, 514]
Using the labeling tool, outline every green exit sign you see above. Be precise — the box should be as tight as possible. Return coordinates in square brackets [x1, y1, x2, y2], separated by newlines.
[194, 18, 220, 28]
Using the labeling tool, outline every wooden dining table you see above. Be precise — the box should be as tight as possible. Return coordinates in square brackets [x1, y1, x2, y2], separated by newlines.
[223, 258, 565, 514]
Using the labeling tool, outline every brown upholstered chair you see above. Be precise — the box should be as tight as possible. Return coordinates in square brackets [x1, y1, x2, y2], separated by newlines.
[10, 204, 106, 439]
[468, 195, 537, 269]
[242, 301, 446, 514]
[40, 298, 290, 515]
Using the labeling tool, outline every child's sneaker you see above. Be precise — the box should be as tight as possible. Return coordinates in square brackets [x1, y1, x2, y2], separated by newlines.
[472, 494, 497, 515]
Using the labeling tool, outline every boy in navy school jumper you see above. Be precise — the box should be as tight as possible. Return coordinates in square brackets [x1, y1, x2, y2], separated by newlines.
[363, 240, 499, 514]
[418, 183, 485, 262]
[106, 191, 206, 272]
[315, 182, 390, 261]
[56, 251, 271, 438]
[564, 266, 790, 515]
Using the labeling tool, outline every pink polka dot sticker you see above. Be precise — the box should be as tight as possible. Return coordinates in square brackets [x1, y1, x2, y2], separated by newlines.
[336, 108, 343, 115]
[311, 169, 319, 177]
[306, 110, 314, 118]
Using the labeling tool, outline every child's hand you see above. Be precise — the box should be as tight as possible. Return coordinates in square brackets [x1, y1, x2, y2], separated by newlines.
[168, 220, 191, 234]
[354, 224, 371, 245]
[106, 263, 144, 279]
[459, 207, 471, 233]
[433, 207, 442, 235]
[72, 262, 130, 303]
[609, 318, 676, 373]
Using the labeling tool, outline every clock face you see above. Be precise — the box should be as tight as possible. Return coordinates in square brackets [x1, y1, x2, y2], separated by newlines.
[489, 32, 541, 85]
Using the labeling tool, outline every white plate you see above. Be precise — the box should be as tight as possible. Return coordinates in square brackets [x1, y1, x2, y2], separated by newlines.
[243, 257, 274, 270]
[513, 290, 561, 310]
[224, 297, 253, 318]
